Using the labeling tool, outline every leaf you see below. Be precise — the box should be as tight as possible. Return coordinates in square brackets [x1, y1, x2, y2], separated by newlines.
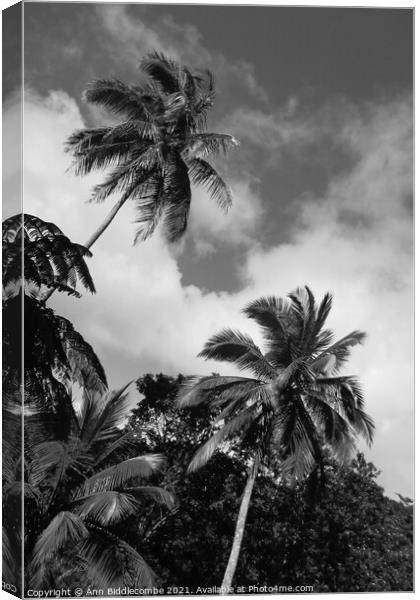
[198, 328, 277, 380]
[74, 455, 164, 498]
[126, 486, 175, 509]
[161, 152, 192, 242]
[183, 133, 239, 159]
[77, 383, 133, 448]
[187, 157, 233, 211]
[140, 52, 181, 94]
[84, 79, 148, 120]
[188, 406, 258, 472]
[29, 512, 89, 588]
[73, 487, 174, 526]
[177, 375, 264, 408]
[73, 491, 141, 526]
[243, 296, 298, 368]
[317, 331, 367, 372]
[3, 214, 95, 297]
[94, 430, 141, 467]
[79, 527, 155, 589]
[56, 315, 108, 393]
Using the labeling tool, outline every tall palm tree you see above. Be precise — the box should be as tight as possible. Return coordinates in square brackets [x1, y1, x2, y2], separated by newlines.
[66, 51, 239, 248]
[3, 384, 175, 592]
[178, 286, 375, 591]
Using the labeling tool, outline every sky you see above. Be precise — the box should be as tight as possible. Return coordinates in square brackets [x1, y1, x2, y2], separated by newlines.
[2, 2, 413, 497]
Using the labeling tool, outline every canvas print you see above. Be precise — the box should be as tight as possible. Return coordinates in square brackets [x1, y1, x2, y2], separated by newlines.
[2, 2, 414, 597]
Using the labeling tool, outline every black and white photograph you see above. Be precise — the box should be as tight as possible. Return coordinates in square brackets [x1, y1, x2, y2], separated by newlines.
[2, 1, 414, 597]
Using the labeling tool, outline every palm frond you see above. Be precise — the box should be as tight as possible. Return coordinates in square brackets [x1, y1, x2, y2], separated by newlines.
[313, 292, 333, 338]
[28, 441, 67, 487]
[177, 375, 265, 408]
[140, 52, 181, 94]
[29, 512, 89, 588]
[56, 316, 107, 393]
[198, 328, 277, 380]
[89, 152, 151, 204]
[73, 491, 142, 526]
[73, 487, 174, 527]
[125, 486, 175, 509]
[161, 153, 191, 242]
[243, 296, 296, 367]
[84, 79, 148, 120]
[336, 379, 375, 444]
[272, 396, 323, 480]
[187, 157, 233, 211]
[304, 393, 356, 450]
[66, 124, 138, 176]
[28, 440, 90, 490]
[74, 455, 164, 498]
[79, 527, 155, 589]
[77, 383, 133, 448]
[317, 330, 367, 371]
[183, 133, 239, 159]
[94, 431, 141, 467]
[133, 175, 166, 243]
[188, 406, 258, 472]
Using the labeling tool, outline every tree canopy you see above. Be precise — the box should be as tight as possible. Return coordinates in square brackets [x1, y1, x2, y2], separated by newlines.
[128, 373, 413, 593]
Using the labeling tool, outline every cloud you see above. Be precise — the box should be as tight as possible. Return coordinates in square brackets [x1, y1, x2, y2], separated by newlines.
[18, 86, 412, 497]
[20, 88, 262, 375]
[188, 180, 264, 256]
[240, 95, 413, 495]
[95, 4, 268, 105]
[2, 92, 22, 219]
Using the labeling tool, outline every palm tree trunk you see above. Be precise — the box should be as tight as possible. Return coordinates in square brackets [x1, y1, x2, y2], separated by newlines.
[83, 195, 128, 250]
[42, 196, 127, 303]
[220, 459, 258, 593]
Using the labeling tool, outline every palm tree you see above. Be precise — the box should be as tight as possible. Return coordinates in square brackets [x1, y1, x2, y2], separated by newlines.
[66, 51, 239, 248]
[178, 286, 375, 591]
[3, 384, 175, 592]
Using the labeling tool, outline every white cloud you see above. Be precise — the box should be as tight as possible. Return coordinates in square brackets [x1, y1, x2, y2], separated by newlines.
[18, 88, 413, 497]
[20, 89, 261, 376]
[240, 95, 413, 496]
[188, 180, 264, 256]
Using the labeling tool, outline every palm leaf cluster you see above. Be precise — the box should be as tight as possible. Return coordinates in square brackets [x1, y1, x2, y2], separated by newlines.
[2, 385, 174, 591]
[179, 287, 375, 480]
[2, 215, 106, 414]
[66, 51, 239, 243]
[3, 213, 95, 299]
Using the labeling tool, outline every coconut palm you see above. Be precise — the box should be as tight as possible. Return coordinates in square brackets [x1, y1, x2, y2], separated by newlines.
[178, 286, 375, 591]
[66, 51, 239, 248]
[3, 384, 175, 592]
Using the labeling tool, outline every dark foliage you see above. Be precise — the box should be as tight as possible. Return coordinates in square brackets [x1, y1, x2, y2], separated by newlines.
[3, 213, 95, 299]
[129, 373, 413, 593]
[2, 214, 107, 415]
[3, 383, 174, 592]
